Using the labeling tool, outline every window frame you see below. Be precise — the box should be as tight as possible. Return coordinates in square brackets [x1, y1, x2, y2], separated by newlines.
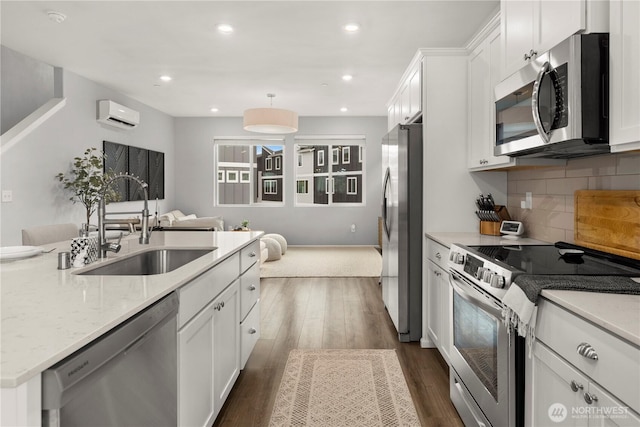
[263, 179, 277, 195]
[342, 147, 351, 164]
[317, 150, 325, 166]
[296, 179, 309, 194]
[347, 176, 358, 195]
[265, 157, 273, 171]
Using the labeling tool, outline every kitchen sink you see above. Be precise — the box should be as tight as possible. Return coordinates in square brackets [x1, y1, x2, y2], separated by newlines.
[78, 248, 216, 276]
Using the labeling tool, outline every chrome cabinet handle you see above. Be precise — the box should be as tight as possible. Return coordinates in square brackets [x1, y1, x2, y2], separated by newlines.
[584, 392, 598, 405]
[524, 49, 538, 60]
[570, 380, 584, 392]
[249, 284, 257, 291]
[248, 328, 257, 335]
[249, 251, 256, 258]
[435, 252, 442, 259]
[577, 342, 598, 360]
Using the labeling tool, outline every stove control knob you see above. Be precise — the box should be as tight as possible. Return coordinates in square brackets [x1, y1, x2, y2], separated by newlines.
[454, 253, 465, 264]
[482, 269, 493, 282]
[449, 251, 457, 262]
[475, 267, 486, 280]
[490, 274, 506, 288]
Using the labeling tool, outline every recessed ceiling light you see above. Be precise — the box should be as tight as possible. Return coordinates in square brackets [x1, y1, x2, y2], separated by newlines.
[210, 108, 219, 113]
[217, 24, 234, 34]
[47, 10, 67, 24]
[340, 107, 348, 112]
[160, 75, 172, 82]
[342, 74, 353, 82]
[344, 23, 360, 33]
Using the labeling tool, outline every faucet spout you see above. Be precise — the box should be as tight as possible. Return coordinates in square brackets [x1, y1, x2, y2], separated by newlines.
[98, 173, 152, 258]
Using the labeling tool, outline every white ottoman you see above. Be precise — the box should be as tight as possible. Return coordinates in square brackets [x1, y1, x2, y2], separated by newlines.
[263, 233, 287, 254]
[261, 237, 282, 261]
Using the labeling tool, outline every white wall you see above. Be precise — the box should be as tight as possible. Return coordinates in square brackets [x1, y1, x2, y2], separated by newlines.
[174, 116, 387, 245]
[0, 63, 175, 246]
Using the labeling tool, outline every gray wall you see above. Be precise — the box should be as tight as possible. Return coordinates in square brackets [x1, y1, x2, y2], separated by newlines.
[1, 45, 57, 134]
[0, 49, 175, 246]
[174, 116, 387, 245]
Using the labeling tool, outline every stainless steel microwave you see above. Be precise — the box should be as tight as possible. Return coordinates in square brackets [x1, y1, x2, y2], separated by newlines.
[494, 33, 609, 158]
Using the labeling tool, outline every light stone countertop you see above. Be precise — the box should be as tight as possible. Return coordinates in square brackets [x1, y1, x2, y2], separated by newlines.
[425, 231, 640, 348]
[0, 230, 263, 388]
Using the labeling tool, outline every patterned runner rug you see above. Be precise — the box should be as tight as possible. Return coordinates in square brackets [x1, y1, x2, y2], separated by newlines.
[269, 349, 421, 426]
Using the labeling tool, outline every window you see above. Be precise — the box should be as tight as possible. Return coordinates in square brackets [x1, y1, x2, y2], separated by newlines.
[214, 139, 285, 205]
[294, 136, 366, 206]
[264, 180, 277, 194]
[347, 177, 358, 194]
[332, 148, 340, 165]
[296, 180, 309, 194]
[342, 147, 351, 164]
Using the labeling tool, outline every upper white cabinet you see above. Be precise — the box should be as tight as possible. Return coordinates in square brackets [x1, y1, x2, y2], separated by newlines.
[501, 0, 608, 79]
[609, 0, 640, 152]
[386, 57, 422, 131]
[467, 17, 565, 171]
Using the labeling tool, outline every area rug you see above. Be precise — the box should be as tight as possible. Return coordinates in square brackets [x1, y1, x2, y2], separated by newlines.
[260, 246, 382, 278]
[269, 349, 420, 427]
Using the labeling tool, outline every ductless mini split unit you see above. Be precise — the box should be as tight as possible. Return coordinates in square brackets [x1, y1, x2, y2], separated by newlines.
[97, 100, 140, 130]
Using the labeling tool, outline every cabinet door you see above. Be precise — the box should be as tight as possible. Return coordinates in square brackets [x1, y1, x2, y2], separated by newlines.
[501, 0, 534, 78]
[440, 270, 452, 362]
[528, 341, 589, 427]
[535, 0, 585, 54]
[426, 260, 443, 350]
[468, 38, 491, 169]
[609, 0, 640, 151]
[587, 382, 640, 427]
[213, 281, 240, 418]
[400, 81, 411, 124]
[179, 303, 215, 427]
[408, 64, 422, 120]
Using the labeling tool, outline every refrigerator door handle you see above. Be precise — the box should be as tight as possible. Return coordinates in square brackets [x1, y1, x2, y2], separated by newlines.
[382, 167, 392, 239]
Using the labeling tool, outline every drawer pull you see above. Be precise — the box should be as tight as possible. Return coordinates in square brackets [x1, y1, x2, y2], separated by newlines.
[570, 380, 584, 392]
[249, 251, 257, 258]
[249, 284, 257, 291]
[576, 342, 598, 360]
[248, 328, 257, 335]
[435, 252, 442, 259]
[583, 392, 598, 405]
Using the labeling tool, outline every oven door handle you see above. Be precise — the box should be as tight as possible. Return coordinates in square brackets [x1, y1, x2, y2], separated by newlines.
[449, 272, 503, 319]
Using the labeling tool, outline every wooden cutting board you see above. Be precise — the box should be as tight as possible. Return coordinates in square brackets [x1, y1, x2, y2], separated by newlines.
[575, 190, 640, 260]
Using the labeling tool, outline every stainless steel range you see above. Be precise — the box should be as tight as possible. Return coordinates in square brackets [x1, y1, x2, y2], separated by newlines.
[447, 242, 640, 427]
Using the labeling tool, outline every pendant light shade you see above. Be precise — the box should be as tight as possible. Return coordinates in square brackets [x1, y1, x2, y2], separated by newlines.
[243, 94, 298, 134]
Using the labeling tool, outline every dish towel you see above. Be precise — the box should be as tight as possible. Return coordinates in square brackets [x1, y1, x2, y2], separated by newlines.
[502, 275, 640, 355]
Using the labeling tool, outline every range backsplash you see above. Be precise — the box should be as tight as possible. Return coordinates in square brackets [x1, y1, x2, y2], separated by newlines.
[506, 151, 640, 243]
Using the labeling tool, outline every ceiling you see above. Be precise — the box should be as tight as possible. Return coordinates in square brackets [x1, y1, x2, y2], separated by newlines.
[1, 1, 499, 118]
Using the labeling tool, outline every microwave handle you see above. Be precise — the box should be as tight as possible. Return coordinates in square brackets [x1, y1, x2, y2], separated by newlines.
[532, 61, 552, 144]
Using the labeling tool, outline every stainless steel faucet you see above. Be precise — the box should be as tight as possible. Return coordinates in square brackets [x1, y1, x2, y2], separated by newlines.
[98, 173, 152, 258]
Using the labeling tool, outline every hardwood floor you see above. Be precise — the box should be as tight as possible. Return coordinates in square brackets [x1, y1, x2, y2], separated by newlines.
[214, 277, 464, 427]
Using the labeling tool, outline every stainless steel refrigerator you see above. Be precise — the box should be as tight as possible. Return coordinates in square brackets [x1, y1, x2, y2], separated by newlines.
[381, 123, 422, 342]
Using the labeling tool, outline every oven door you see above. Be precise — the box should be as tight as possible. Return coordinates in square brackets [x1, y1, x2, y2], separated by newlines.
[449, 271, 514, 427]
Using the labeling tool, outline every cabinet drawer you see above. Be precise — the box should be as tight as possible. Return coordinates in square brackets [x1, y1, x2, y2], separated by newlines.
[240, 240, 260, 273]
[178, 253, 240, 328]
[536, 299, 640, 413]
[240, 300, 260, 369]
[426, 238, 448, 270]
[240, 262, 260, 321]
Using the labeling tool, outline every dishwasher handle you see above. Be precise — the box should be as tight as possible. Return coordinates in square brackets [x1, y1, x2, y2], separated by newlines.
[42, 292, 178, 410]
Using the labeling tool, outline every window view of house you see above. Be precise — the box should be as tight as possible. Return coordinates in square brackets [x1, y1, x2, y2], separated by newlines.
[294, 138, 365, 206]
[215, 141, 284, 205]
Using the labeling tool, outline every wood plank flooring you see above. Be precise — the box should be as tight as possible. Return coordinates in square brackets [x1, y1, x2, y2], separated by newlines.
[213, 277, 464, 427]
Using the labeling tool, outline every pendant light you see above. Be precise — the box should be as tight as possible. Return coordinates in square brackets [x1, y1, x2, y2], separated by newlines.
[243, 93, 298, 134]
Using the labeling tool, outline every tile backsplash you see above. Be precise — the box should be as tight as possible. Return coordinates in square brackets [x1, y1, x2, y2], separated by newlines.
[507, 152, 640, 243]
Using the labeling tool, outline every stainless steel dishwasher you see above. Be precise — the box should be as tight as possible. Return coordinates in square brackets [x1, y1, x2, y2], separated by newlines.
[42, 292, 178, 427]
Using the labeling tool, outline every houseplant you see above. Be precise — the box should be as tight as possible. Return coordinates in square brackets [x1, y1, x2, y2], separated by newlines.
[56, 147, 120, 231]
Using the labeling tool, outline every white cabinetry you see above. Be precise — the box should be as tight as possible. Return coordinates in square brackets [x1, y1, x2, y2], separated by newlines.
[526, 299, 640, 427]
[386, 57, 422, 131]
[501, 0, 608, 79]
[609, 0, 640, 152]
[239, 240, 261, 369]
[424, 237, 451, 363]
[178, 252, 242, 427]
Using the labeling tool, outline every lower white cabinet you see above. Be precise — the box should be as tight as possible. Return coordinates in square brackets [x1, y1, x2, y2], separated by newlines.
[178, 280, 240, 427]
[526, 300, 640, 427]
[425, 237, 451, 362]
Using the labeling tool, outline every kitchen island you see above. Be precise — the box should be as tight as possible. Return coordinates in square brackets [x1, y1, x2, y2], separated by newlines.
[1, 230, 262, 425]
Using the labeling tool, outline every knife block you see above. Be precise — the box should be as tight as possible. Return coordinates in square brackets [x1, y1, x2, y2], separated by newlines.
[479, 205, 511, 236]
